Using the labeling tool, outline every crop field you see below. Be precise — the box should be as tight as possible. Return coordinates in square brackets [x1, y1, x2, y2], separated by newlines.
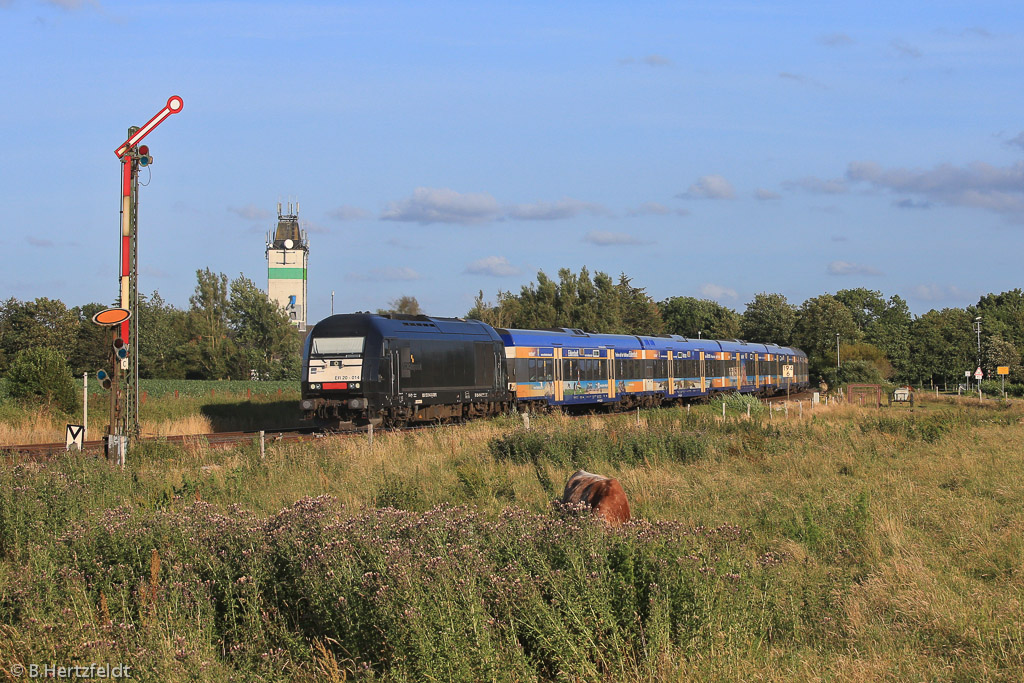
[1, 394, 1022, 681]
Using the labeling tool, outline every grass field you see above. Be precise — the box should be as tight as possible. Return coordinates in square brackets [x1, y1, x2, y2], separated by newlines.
[0, 380, 301, 445]
[1, 394, 1022, 681]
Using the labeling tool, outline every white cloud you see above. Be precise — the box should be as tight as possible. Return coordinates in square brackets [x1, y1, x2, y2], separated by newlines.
[1006, 132, 1024, 150]
[505, 197, 608, 221]
[464, 256, 520, 277]
[228, 204, 271, 221]
[779, 72, 828, 89]
[43, 0, 99, 9]
[346, 267, 422, 282]
[327, 205, 370, 221]
[827, 261, 882, 276]
[677, 175, 735, 200]
[302, 220, 331, 235]
[847, 160, 1024, 220]
[381, 187, 501, 225]
[698, 283, 738, 300]
[626, 202, 689, 217]
[620, 55, 673, 67]
[755, 189, 781, 201]
[891, 39, 922, 58]
[892, 198, 931, 210]
[783, 176, 847, 194]
[912, 284, 970, 302]
[819, 33, 854, 47]
[584, 230, 645, 246]
[642, 54, 672, 66]
[27, 236, 54, 247]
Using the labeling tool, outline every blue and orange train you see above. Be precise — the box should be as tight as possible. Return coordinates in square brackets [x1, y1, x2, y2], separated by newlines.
[300, 313, 809, 426]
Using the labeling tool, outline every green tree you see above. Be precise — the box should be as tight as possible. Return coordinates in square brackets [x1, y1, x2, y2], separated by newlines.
[137, 291, 189, 378]
[838, 342, 893, 379]
[834, 288, 912, 381]
[792, 294, 861, 377]
[982, 334, 1020, 383]
[378, 296, 424, 316]
[470, 268, 662, 335]
[616, 274, 663, 335]
[908, 308, 975, 387]
[182, 269, 233, 379]
[0, 297, 79, 374]
[659, 297, 740, 339]
[6, 347, 78, 412]
[68, 302, 111, 377]
[740, 292, 795, 345]
[975, 289, 1024, 352]
[228, 275, 302, 380]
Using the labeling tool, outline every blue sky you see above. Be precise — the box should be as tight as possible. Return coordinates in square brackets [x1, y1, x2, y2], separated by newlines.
[2, 1, 1023, 322]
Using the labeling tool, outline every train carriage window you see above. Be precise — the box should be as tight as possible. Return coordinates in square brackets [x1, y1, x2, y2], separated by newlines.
[544, 359, 554, 382]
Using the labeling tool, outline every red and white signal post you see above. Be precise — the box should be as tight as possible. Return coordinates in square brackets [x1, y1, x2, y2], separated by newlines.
[107, 96, 183, 444]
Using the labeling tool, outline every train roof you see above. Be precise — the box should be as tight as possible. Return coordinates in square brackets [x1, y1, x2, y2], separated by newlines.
[497, 327, 641, 350]
[498, 327, 806, 357]
[311, 313, 503, 343]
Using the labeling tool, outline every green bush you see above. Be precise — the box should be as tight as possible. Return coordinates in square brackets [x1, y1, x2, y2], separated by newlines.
[981, 379, 1023, 397]
[819, 360, 887, 389]
[4, 347, 78, 412]
[488, 420, 706, 468]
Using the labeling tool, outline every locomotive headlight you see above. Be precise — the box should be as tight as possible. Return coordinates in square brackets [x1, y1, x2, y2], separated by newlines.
[309, 383, 321, 390]
[352, 382, 360, 388]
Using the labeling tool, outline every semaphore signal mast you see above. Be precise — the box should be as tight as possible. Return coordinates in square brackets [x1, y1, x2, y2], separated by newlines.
[95, 96, 183, 458]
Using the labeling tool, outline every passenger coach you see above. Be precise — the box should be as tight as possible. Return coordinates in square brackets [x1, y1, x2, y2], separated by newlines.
[498, 328, 808, 411]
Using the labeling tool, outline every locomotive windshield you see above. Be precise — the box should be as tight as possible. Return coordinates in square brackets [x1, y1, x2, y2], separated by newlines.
[311, 336, 364, 357]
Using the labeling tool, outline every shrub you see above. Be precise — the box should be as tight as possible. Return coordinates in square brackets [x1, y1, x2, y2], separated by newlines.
[4, 347, 78, 412]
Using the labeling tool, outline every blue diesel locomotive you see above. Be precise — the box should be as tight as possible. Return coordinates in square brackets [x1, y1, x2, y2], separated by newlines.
[301, 313, 809, 426]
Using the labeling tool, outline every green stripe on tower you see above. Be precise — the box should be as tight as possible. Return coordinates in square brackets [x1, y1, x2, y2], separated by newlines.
[269, 268, 306, 279]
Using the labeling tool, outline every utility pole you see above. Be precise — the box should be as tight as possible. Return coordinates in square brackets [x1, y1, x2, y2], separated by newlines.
[974, 316, 982, 391]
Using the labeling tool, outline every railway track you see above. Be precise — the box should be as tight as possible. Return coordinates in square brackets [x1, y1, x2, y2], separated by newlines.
[1, 391, 818, 462]
[0, 428, 318, 461]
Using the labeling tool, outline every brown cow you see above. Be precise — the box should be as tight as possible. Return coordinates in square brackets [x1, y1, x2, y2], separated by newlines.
[560, 470, 631, 526]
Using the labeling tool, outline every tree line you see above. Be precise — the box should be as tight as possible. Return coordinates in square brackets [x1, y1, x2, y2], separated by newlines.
[468, 267, 1023, 389]
[2, 264, 1021, 411]
[0, 269, 302, 409]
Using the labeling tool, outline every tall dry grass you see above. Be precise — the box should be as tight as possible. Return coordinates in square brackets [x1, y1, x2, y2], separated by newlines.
[2, 393, 1023, 680]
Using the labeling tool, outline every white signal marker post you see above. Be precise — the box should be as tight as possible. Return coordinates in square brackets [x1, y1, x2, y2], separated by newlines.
[110, 96, 183, 441]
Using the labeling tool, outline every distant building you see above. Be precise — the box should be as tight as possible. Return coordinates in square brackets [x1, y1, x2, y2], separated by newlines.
[265, 202, 308, 331]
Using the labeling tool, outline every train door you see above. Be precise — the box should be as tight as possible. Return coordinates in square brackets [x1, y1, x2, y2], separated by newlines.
[382, 340, 398, 396]
[753, 354, 759, 390]
[606, 350, 615, 399]
[553, 348, 564, 403]
[668, 350, 675, 396]
[699, 351, 706, 392]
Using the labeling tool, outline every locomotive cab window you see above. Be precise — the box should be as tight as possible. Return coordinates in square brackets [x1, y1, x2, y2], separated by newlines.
[311, 336, 364, 357]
